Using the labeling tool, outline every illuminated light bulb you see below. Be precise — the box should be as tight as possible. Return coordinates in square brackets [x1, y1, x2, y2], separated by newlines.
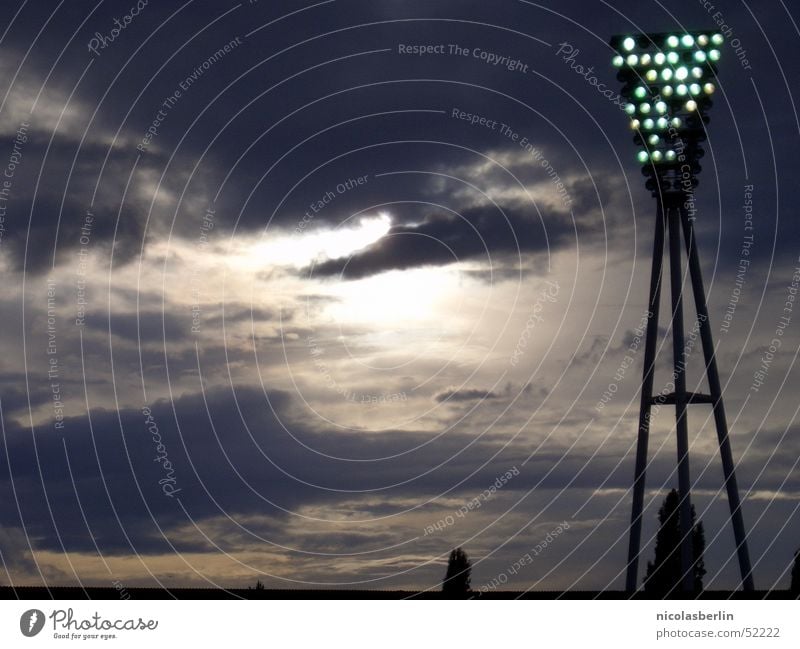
[657, 117, 669, 129]
[623, 37, 636, 51]
[665, 150, 677, 161]
[694, 50, 707, 63]
[634, 86, 648, 98]
[651, 150, 664, 162]
[661, 68, 673, 81]
[625, 103, 636, 115]
[667, 52, 679, 64]
[712, 33, 724, 45]
[677, 84, 688, 96]
[709, 49, 721, 61]
[654, 52, 666, 65]
[648, 134, 660, 145]
[639, 102, 651, 113]
[627, 54, 639, 66]
[692, 67, 704, 79]
[630, 119, 641, 130]
[640, 53, 652, 65]
[671, 117, 682, 128]
[675, 66, 689, 80]
[690, 83, 701, 95]
[655, 101, 667, 114]
[613, 55, 625, 67]
[662, 85, 674, 97]
[697, 34, 709, 46]
[643, 118, 655, 129]
[637, 150, 649, 164]
[646, 69, 658, 81]
[681, 34, 695, 47]
[703, 82, 715, 94]
[666, 35, 679, 48]
[686, 99, 698, 111]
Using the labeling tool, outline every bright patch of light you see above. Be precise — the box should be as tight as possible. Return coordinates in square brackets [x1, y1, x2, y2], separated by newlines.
[325, 266, 461, 327]
[232, 213, 392, 270]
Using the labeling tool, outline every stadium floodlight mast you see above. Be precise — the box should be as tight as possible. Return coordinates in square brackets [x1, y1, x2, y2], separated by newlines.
[610, 31, 755, 593]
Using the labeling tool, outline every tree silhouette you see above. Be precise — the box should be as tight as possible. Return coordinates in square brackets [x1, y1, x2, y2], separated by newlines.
[791, 549, 800, 597]
[644, 489, 706, 596]
[442, 547, 471, 596]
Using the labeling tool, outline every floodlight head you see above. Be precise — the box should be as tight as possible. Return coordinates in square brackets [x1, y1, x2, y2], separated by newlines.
[610, 30, 723, 196]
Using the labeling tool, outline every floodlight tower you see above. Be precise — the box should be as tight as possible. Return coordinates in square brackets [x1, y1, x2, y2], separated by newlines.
[610, 31, 755, 593]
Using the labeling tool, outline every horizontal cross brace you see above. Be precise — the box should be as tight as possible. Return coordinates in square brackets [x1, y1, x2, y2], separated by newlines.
[647, 391, 714, 406]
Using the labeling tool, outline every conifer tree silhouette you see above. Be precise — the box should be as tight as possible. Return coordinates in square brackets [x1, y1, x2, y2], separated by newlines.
[442, 547, 472, 596]
[644, 489, 706, 596]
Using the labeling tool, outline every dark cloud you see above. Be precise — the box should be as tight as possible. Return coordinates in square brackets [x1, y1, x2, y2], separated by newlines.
[308, 204, 572, 280]
[84, 310, 188, 343]
[434, 387, 500, 403]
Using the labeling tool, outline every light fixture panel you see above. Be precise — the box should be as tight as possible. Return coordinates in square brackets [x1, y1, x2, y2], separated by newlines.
[610, 31, 722, 167]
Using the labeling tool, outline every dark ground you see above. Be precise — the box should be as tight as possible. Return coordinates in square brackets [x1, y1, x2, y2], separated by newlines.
[0, 587, 796, 600]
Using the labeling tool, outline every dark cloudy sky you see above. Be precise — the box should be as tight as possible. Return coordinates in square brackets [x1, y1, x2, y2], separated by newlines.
[0, 0, 798, 592]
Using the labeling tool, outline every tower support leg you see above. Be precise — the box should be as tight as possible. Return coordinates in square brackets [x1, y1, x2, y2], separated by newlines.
[667, 205, 696, 593]
[679, 208, 755, 591]
[626, 202, 666, 592]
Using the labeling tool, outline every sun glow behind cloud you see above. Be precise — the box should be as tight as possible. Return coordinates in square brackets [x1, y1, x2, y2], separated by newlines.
[323, 266, 464, 330]
[230, 213, 392, 271]
[225, 212, 466, 338]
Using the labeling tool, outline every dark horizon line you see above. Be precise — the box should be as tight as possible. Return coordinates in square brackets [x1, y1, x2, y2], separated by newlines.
[1, 586, 795, 601]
